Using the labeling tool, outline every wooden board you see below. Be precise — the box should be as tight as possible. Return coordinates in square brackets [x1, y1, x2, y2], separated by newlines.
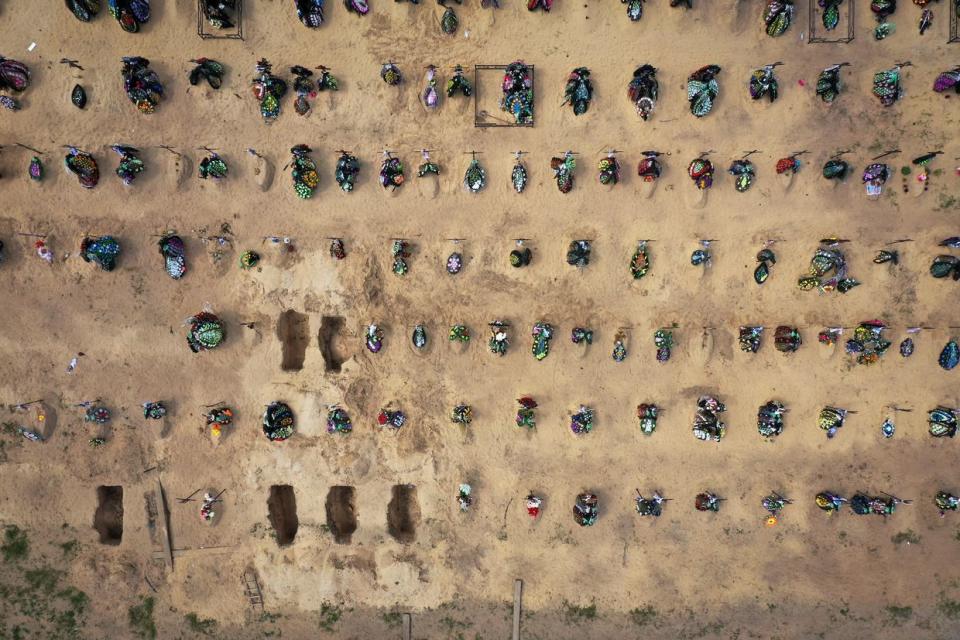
[402, 613, 412, 640]
[512, 579, 523, 640]
[151, 546, 235, 560]
[244, 567, 264, 612]
[155, 479, 174, 569]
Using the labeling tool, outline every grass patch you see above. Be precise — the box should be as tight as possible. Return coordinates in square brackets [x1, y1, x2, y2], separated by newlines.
[630, 604, 657, 627]
[128, 596, 157, 639]
[382, 611, 403, 628]
[563, 600, 597, 622]
[885, 605, 913, 626]
[24, 568, 65, 594]
[891, 530, 921, 546]
[938, 194, 959, 210]
[548, 524, 576, 546]
[184, 613, 218, 635]
[440, 616, 472, 631]
[938, 597, 960, 620]
[0, 552, 89, 638]
[318, 601, 343, 632]
[58, 586, 89, 610]
[2, 525, 29, 562]
[685, 621, 725, 638]
[59, 540, 79, 559]
[55, 586, 89, 634]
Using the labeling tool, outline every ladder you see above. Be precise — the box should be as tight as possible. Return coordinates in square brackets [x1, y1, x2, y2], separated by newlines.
[243, 568, 264, 612]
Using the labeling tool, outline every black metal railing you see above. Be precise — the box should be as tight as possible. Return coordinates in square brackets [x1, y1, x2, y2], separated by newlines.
[809, 0, 854, 44]
[198, 0, 243, 40]
[474, 64, 536, 128]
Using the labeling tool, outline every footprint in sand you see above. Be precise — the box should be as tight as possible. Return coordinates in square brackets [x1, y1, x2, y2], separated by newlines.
[247, 149, 274, 192]
[164, 149, 191, 191]
[639, 178, 659, 200]
[417, 173, 439, 199]
[777, 170, 797, 194]
[692, 328, 715, 366]
[728, 0, 752, 33]
[387, 84, 408, 117]
[687, 187, 709, 209]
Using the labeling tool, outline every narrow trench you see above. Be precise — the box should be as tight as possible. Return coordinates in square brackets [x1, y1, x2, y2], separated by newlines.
[277, 310, 309, 371]
[267, 485, 299, 546]
[325, 486, 358, 544]
[387, 484, 420, 544]
[319, 315, 347, 373]
[93, 486, 124, 545]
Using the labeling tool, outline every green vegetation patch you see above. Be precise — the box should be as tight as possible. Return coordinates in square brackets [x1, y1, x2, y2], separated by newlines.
[630, 604, 658, 627]
[318, 601, 343, 633]
[563, 600, 597, 622]
[2, 525, 29, 562]
[128, 596, 157, 639]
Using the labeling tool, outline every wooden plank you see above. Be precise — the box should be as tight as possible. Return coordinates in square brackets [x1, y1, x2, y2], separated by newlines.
[512, 579, 522, 640]
[243, 568, 264, 611]
[155, 478, 174, 569]
[152, 546, 235, 560]
[402, 613, 411, 640]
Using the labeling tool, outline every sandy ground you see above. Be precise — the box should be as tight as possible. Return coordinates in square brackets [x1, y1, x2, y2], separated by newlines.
[2, 0, 960, 638]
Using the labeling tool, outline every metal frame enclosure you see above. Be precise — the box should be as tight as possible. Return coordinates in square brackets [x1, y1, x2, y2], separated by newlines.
[951, 0, 960, 42]
[474, 64, 536, 128]
[808, 0, 854, 44]
[198, 0, 244, 40]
